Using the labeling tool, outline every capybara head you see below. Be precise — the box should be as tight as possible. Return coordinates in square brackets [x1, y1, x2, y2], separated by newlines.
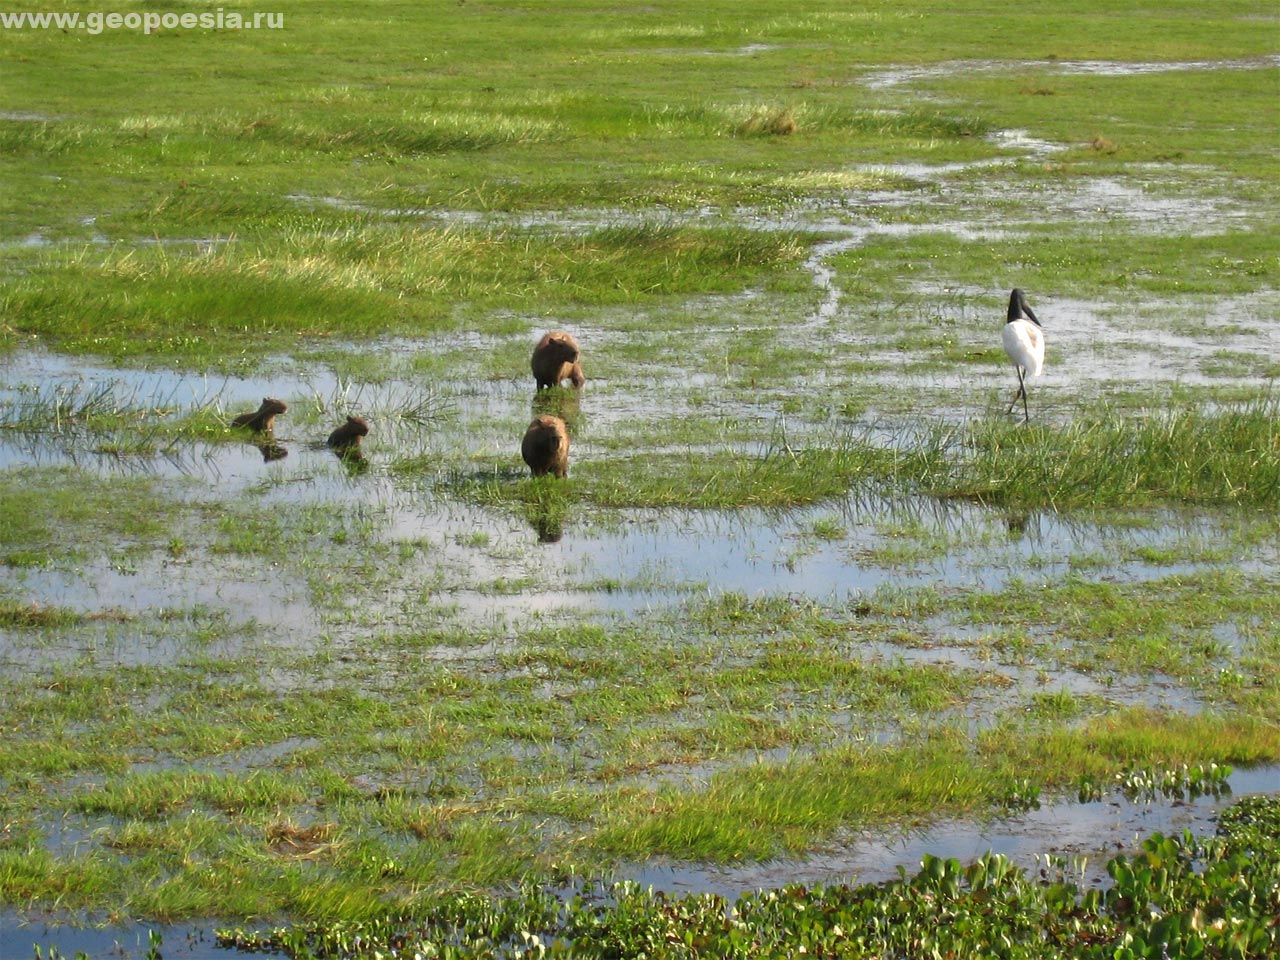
[521, 414, 570, 478]
[531, 331, 584, 390]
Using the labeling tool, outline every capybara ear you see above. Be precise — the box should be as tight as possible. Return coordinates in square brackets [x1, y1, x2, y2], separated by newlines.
[521, 414, 570, 478]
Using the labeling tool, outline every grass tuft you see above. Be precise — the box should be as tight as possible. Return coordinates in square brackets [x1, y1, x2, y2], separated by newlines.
[0, 598, 83, 629]
[733, 105, 799, 137]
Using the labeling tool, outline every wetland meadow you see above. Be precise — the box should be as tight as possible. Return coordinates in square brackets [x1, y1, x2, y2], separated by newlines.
[1, 1, 1278, 957]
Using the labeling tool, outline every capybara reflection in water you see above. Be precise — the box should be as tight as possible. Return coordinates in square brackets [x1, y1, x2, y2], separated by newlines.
[256, 440, 288, 463]
[231, 397, 287, 432]
[531, 331, 585, 390]
[521, 414, 569, 478]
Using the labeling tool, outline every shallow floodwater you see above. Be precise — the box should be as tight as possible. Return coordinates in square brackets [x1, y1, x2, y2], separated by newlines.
[862, 55, 1280, 90]
[1, 337, 1275, 707]
[1, 411, 1269, 671]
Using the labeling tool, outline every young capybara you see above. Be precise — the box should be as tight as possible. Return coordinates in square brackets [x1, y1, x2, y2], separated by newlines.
[531, 331, 585, 390]
[521, 414, 569, 478]
[231, 397, 288, 432]
[326, 415, 370, 451]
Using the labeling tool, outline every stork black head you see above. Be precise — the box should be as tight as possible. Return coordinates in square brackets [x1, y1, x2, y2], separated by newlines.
[1007, 288, 1041, 327]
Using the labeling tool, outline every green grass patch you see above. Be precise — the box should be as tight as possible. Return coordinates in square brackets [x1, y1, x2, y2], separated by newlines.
[841, 228, 1278, 300]
[0, 597, 83, 629]
[453, 439, 918, 510]
[4, 224, 807, 366]
[595, 709, 1280, 861]
[921, 398, 1280, 508]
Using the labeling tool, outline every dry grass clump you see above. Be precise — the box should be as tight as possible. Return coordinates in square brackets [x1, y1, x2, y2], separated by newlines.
[734, 106, 799, 137]
[265, 820, 340, 858]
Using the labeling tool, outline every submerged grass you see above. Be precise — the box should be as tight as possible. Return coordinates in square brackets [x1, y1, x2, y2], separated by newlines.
[0, 467, 184, 566]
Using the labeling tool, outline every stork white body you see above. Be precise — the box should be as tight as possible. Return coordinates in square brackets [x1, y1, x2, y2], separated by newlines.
[1001, 288, 1045, 422]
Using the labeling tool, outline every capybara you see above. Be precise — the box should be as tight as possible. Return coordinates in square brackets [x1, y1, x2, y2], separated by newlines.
[327, 415, 370, 451]
[521, 414, 569, 478]
[231, 397, 288, 432]
[531, 331, 585, 390]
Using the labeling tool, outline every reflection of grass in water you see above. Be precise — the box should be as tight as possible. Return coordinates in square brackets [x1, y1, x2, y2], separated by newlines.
[0, 373, 460, 462]
[0, 378, 227, 453]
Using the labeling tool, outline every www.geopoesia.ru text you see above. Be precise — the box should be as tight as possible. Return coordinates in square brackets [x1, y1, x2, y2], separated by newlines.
[0, 8, 284, 35]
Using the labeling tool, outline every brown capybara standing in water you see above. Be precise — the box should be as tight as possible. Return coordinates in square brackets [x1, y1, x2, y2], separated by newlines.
[531, 331, 585, 390]
[327, 415, 370, 451]
[521, 414, 569, 478]
[231, 397, 288, 432]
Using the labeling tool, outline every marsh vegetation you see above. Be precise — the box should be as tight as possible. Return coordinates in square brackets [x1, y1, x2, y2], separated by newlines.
[1, 0, 1277, 956]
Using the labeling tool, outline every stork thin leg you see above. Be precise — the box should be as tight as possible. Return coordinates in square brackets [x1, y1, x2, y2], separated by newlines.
[1006, 368, 1026, 416]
